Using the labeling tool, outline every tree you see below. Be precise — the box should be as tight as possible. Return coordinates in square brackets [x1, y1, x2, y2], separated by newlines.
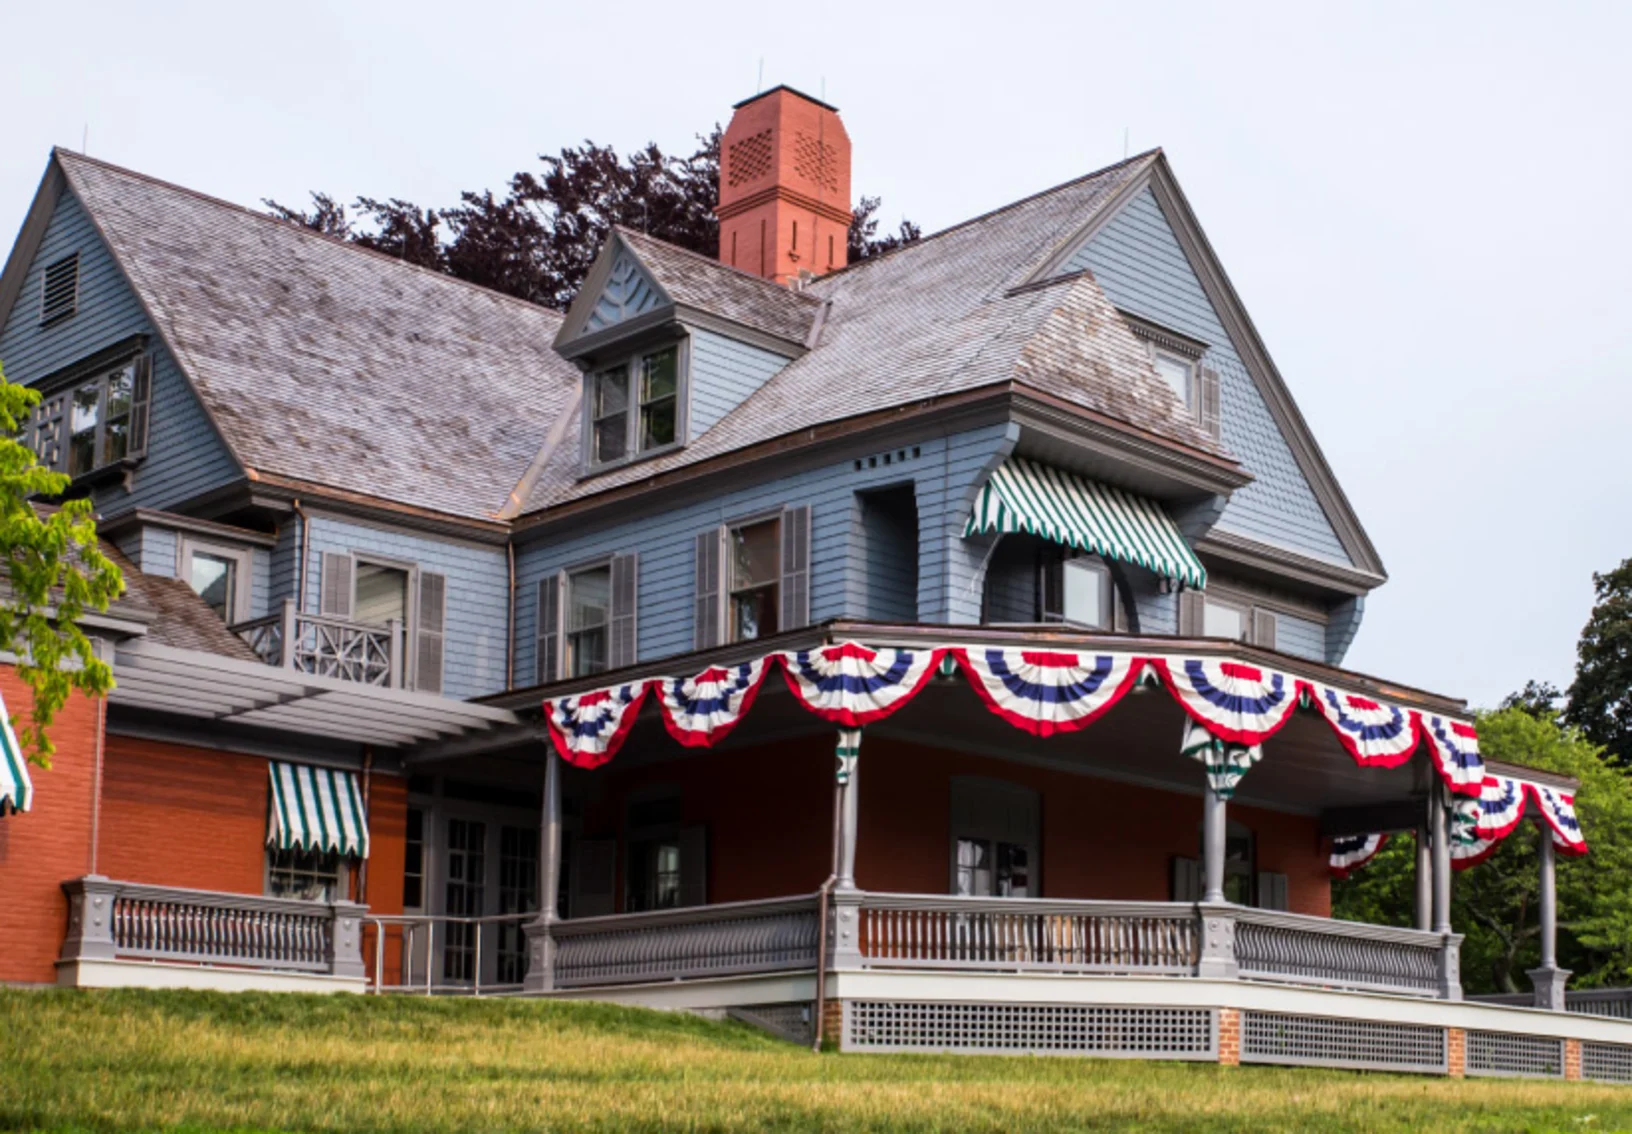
[0, 364, 123, 765]
[1500, 680, 1565, 726]
[1566, 558, 1632, 767]
[265, 128, 920, 311]
[1333, 707, 1632, 993]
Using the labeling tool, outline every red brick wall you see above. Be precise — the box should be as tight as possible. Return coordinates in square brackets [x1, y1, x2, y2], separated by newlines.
[578, 735, 1330, 913]
[0, 670, 103, 984]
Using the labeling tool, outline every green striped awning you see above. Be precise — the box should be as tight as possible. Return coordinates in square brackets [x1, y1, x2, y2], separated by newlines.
[267, 762, 370, 858]
[965, 457, 1208, 589]
[0, 692, 31, 814]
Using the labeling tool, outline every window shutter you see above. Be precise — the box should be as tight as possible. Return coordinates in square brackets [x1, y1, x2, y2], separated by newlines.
[679, 824, 708, 908]
[779, 504, 812, 630]
[693, 528, 721, 650]
[127, 353, 153, 460]
[609, 553, 639, 669]
[1198, 364, 1221, 438]
[1256, 871, 1289, 912]
[1172, 856, 1201, 903]
[319, 552, 354, 618]
[1252, 608, 1278, 651]
[571, 838, 617, 918]
[415, 572, 447, 695]
[29, 390, 66, 472]
[1177, 589, 1204, 637]
[39, 253, 79, 326]
[536, 573, 562, 684]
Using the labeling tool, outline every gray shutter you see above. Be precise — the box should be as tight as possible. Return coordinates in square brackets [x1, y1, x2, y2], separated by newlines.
[693, 528, 721, 650]
[1198, 364, 1221, 438]
[571, 838, 617, 918]
[415, 572, 447, 695]
[1252, 608, 1278, 651]
[320, 552, 354, 618]
[679, 824, 708, 908]
[1172, 856, 1201, 903]
[30, 390, 66, 472]
[1256, 871, 1289, 911]
[779, 504, 811, 630]
[536, 573, 562, 684]
[127, 353, 153, 459]
[1177, 589, 1204, 637]
[609, 553, 639, 669]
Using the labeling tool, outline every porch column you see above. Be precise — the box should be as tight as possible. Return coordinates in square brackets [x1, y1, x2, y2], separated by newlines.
[1201, 784, 1227, 905]
[523, 750, 562, 993]
[1430, 783, 1452, 934]
[1414, 823, 1432, 932]
[835, 730, 861, 891]
[1528, 828, 1570, 1010]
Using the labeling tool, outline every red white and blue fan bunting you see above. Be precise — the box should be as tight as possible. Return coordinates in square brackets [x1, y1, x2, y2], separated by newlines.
[545, 683, 649, 769]
[1474, 776, 1526, 840]
[1156, 658, 1301, 746]
[1330, 833, 1388, 879]
[1181, 719, 1261, 799]
[1306, 684, 1419, 767]
[1451, 796, 1502, 870]
[652, 659, 771, 748]
[1421, 715, 1485, 797]
[954, 648, 1144, 737]
[778, 641, 946, 727]
[1531, 785, 1588, 857]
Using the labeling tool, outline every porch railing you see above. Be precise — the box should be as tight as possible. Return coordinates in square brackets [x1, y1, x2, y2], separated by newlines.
[1472, 988, 1632, 1018]
[232, 598, 403, 688]
[1231, 906, 1446, 997]
[59, 876, 366, 977]
[363, 913, 537, 995]
[548, 894, 821, 988]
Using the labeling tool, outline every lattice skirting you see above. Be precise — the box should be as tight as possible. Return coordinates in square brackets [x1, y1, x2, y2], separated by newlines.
[1583, 1041, 1632, 1084]
[727, 1002, 813, 1046]
[1241, 1011, 1447, 1073]
[842, 1001, 1217, 1059]
[1466, 1030, 1565, 1078]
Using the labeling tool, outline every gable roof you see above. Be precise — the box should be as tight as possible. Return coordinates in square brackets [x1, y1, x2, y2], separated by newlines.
[521, 151, 1235, 514]
[25, 150, 581, 523]
[556, 227, 823, 352]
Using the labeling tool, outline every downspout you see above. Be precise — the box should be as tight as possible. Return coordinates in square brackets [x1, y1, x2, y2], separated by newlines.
[88, 670, 108, 876]
[506, 541, 516, 689]
[357, 745, 373, 904]
[292, 498, 311, 611]
[810, 776, 843, 1051]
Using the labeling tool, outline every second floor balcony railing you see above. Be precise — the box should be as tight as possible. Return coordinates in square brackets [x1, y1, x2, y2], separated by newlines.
[233, 598, 404, 688]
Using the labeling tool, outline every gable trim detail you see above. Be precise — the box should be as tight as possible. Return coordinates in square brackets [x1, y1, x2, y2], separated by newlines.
[553, 232, 675, 349]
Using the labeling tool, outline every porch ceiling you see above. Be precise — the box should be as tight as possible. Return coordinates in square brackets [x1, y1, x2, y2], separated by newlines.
[109, 641, 521, 749]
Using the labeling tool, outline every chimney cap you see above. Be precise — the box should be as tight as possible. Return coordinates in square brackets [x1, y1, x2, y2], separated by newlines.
[732, 84, 839, 113]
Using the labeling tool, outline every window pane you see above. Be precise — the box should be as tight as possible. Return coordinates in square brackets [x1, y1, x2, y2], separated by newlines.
[68, 383, 99, 476]
[1061, 560, 1106, 628]
[592, 369, 630, 463]
[640, 347, 678, 403]
[267, 847, 342, 902]
[567, 567, 610, 631]
[1154, 352, 1192, 405]
[189, 552, 236, 621]
[731, 586, 778, 642]
[354, 563, 409, 625]
[594, 414, 628, 462]
[997, 842, 1030, 897]
[566, 627, 607, 677]
[730, 519, 780, 589]
[105, 365, 133, 417]
[1203, 600, 1245, 641]
[639, 397, 675, 451]
[593, 369, 629, 416]
[955, 837, 993, 896]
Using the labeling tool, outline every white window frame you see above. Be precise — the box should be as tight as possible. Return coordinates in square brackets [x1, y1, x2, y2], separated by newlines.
[563, 558, 613, 679]
[177, 536, 254, 624]
[725, 510, 782, 644]
[583, 339, 689, 470]
[1150, 346, 1196, 410]
[1202, 594, 1251, 643]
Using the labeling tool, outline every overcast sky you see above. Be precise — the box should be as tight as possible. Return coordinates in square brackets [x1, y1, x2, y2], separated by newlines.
[2, 0, 1627, 709]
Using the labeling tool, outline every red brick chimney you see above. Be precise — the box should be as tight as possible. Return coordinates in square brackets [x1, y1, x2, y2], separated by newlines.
[717, 86, 852, 286]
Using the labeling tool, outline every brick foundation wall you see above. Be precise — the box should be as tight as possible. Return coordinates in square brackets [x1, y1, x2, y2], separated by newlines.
[1217, 1007, 1241, 1066]
[1447, 1027, 1465, 1078]
[821, 999, 843, 1048]
[0, 672, 102, 984]
[1565, 1037, 1582, 1082]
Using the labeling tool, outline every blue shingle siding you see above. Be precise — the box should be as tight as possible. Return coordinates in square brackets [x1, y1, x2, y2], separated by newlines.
[1129, 571, 1178, 636]
[268, 519, 300, 612]
[248, 546, 272, 620]
[1063, 189, 1351, 565]
[1272, 611, 1326, 663]
[137, 526, 178, 577]
[514, 424, 1016, 680]
[686, 329, 792, 437]
[300, 512, 509, 699]
[1326, 596, 1363, 667]
[0, 186, 240, 514]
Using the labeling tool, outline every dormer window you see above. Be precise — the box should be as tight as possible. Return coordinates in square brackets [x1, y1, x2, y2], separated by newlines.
[1151, 349, 1194, 409]
[589, 344, 681, 466]
[27, 350, 152, 480]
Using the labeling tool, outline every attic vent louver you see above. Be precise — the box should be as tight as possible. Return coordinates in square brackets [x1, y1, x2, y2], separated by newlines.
[39, 252, 79, 326]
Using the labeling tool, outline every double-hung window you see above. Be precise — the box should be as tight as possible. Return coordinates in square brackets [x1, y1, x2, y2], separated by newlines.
[565, 564, 611, 677]
[590, 345, 680, 465]
[728, 517, 780, 642]
[31, 355, 151, 479]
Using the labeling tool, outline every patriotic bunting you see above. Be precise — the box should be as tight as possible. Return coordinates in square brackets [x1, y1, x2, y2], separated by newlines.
[779, 641, 945, 727]
[1451, 794, 1503, 870]
[954, 648, 1145, 737]
[1181, 719, 1262, 799]
[1531, 785, 1588, 857]
[1156, 658, 1301, 746]
[545, 683, 649, 769]
[1474, 776, 1527, 840]
[1330, 833, 1388, 879]
[1421, 715, 1486, 797]
[653, 659, 771, 747]
[835, 729, 861, 785]
[1306, 684, 1419, 767]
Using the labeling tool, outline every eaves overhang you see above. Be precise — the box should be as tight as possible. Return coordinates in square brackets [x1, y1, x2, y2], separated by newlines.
[1196, 529, 1387, 598]
[554, 301, 808, 367]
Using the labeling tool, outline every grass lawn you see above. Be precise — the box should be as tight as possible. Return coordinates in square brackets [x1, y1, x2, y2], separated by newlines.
[4, 990, 1632, 1132]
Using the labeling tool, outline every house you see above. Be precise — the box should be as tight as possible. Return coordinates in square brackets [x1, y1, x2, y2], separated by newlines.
[0, 86, 1621, 1081]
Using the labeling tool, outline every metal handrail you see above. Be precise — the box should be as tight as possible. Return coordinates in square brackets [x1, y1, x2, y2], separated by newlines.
[363, 912, 536, 996]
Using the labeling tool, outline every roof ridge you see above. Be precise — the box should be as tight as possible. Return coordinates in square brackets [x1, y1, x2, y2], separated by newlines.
[613, 225, 825, 306]
[812, 148, 1163, 287]
[52, 147, 567, 324]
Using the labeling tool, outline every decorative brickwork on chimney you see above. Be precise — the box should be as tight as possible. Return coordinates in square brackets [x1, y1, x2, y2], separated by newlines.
[717, 86, 852, 286]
